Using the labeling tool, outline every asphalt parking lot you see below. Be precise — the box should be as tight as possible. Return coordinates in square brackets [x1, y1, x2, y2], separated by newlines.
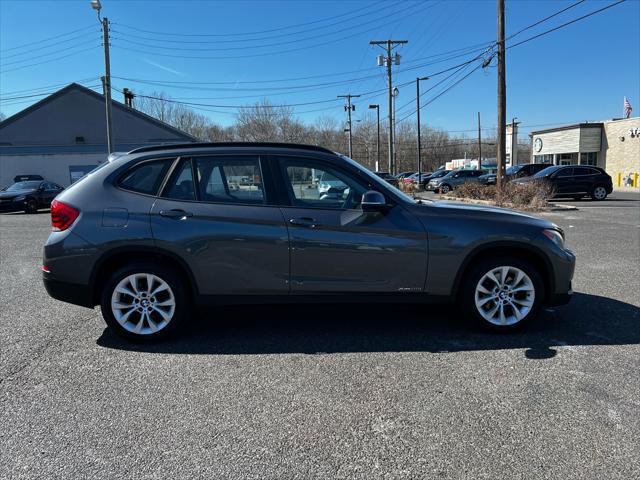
[1, 192, 639, 479]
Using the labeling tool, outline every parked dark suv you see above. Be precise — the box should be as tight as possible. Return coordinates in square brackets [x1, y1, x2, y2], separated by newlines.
[513, 165, 613, 200]
[479, 163, 551, 185]
[43, 143, 575, 340]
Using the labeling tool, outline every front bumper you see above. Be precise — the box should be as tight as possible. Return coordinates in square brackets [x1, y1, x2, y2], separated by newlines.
[0, 199, 26, 212]
[425, 183, 440, 191]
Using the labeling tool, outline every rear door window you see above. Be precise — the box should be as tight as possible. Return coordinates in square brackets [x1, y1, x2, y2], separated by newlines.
[119, 158, 174, 195]
[194, 156, 264, 205]
[163, 159, 196, 201]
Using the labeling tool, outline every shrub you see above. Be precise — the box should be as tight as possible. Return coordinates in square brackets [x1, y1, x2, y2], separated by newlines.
[450, 180, 555, 210]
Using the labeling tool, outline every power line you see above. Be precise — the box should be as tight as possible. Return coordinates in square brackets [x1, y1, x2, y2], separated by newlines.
[0, 31, 100, 60]
[1, 46, 99, 74]
[507, 0, 626, 49]
[113, 0, 403, 38]
[110, 2, 433, 60]
[1, 42, 101, 67]
[0, 78, 100, 97]
[112, 0, 397, 45]
[506, 0, 586, 40]
[0, 25, 95, 53]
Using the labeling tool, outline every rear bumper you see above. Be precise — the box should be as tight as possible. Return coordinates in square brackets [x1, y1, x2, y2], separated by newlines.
[43, 274, 94, 308]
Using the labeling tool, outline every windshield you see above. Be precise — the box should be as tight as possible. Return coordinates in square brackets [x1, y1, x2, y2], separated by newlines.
[338, 154, 418, 203]
[506, 165, 522, 175]
[533, 165, 560, 177]
[6, 181, 40, 191]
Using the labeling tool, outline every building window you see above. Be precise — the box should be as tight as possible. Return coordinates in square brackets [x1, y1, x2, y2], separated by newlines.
[534, 154, 553, 164]
[558, 153, 576, 165]
[580, 152, 598, 166]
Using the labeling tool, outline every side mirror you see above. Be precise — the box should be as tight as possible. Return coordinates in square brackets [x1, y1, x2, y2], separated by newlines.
[361, 190, 387, 212]
[38, 185, 45, 192]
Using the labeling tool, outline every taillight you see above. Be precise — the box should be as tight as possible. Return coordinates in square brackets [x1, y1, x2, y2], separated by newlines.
[51, 200, 79, 232]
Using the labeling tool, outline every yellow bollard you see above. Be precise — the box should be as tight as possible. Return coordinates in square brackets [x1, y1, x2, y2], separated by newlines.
[617, 172, 622, 187]
[634, 173, 639, 188]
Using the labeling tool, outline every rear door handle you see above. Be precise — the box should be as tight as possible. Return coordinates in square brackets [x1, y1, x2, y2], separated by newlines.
[159, 209, 193, 220]
[289, 217, 318, 228]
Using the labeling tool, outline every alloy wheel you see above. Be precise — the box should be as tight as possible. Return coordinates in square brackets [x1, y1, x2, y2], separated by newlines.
[474, 266, 535, 326]
[593, 186, 607, 200]
[110, 273, 176, 335]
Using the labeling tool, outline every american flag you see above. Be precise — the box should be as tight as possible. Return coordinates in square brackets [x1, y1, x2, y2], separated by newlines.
[624, 97, 633, 119]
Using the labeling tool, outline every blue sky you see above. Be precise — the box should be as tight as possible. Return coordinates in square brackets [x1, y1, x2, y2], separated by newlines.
[1, 0, 638, 137]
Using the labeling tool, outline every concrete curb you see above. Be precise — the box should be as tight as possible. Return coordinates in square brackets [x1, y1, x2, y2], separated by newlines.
[415, 194, 578, 212]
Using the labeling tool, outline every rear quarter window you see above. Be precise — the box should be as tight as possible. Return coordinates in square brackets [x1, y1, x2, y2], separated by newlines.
[118, 158, 174, 195]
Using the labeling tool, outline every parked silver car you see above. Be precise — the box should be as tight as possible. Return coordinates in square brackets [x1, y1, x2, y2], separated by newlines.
[426, 169, 485, 193]
[42, 143, 574, 340]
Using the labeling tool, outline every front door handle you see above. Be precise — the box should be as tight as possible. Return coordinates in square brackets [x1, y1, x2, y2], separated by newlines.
[289, 217, 318, 228]
[159, 209, 193, 220]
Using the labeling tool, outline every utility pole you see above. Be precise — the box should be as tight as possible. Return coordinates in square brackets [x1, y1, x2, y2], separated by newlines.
[416, 77, 428, 184]
[92, 1, 114, 154]
[477, 112, 482, 170]
[338, 94, 359, 158]
[370, 39, 407, 174]
[369, 104, 380, 171]
[510, 117, 519, 166]
[496, 0, 506, 187]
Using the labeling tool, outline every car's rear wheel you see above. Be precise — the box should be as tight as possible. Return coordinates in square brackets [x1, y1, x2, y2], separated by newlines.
[440, 184, 452, 194]
[24, 198, 37, 214]
[590, 185, 608, 201]
[461, 256, 544, 331]
[100, 263, 188, 341]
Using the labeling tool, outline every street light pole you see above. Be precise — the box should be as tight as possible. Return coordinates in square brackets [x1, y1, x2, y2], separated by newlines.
[392, 87, 399, 174]
[416, 77, 428, 186]
[369, 104, 380, 171]
[91, 0, 114, 154]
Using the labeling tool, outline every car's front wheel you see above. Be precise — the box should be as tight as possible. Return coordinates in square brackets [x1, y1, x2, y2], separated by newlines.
[440, 184, 452, 194]
[100, 263, 189, 340]
[462, 256, 544, 331]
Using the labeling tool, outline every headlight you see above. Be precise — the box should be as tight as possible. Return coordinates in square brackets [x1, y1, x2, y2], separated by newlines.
[13, 195, 26, 202]
[543, 229, 565, 249]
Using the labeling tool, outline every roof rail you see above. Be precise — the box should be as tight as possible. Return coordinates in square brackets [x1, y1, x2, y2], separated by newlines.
[128, 142, 336, 155]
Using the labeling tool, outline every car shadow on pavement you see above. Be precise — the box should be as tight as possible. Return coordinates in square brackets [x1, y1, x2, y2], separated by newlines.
[96, 292, 639, 359]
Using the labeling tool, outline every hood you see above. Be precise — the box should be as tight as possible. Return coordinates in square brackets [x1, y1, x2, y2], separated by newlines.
[0, 188, 36, 198]
[413, 199, 555, 229]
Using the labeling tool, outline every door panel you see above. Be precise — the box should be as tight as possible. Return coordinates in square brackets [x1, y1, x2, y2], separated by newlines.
[151, 200, 290, 295]
[150, 156, 289, 295]
[276, 157, 427, 293]
[281, 206, 427, 292]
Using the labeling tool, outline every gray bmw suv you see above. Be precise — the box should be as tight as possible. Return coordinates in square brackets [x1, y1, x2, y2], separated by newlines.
[43, 143, 575, 340]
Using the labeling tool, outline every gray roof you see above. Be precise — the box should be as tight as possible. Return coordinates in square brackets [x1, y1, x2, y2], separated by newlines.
[0, 83, 198, 142]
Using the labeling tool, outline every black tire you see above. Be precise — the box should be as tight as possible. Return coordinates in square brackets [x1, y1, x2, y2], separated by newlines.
[440, 184, 452, 194]
[24, 198, 38, 214]
[460, 255, 544, 332]
[100, 262, 189, 341]
[590, 185, 608, 201]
